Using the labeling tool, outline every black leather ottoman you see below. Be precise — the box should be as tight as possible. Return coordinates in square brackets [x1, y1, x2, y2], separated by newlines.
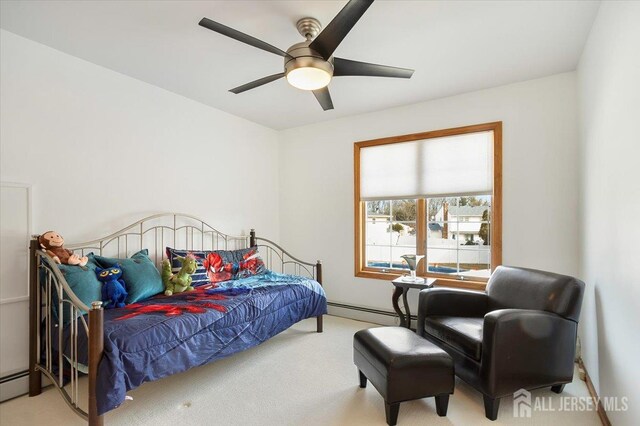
[353, 326, 454, 425]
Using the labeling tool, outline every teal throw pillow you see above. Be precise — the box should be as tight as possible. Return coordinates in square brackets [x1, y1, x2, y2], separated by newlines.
[56, 254, 103, 323]
[94, 249, 163, 303]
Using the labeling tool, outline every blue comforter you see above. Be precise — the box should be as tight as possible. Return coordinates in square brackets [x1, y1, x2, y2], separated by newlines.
[53, 272, 327, 415]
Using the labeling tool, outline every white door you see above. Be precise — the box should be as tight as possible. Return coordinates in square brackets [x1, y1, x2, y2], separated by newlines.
[0, 183, 31, 401]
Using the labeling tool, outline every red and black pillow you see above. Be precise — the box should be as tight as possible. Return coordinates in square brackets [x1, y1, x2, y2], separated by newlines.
[165, 246, 266, 287]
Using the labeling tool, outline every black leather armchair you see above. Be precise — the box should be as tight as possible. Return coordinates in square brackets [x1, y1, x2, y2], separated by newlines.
[416, 266, 585, 420]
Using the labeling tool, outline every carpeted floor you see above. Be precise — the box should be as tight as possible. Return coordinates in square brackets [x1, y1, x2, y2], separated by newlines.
[0, 315, 600, 425]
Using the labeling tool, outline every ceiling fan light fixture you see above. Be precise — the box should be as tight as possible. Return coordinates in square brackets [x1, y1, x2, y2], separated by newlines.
[284, 44, 334, 91]
[286, 66, 331, 91]
[200, 1, 414, 111]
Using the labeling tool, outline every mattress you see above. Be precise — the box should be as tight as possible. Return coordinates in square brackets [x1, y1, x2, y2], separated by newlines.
[49, 272, 327, 415]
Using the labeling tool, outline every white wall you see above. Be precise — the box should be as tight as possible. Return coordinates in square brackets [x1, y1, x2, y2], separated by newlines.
[7, 13, 638, 421]
[279, 72, 579, 313]
[0, 30, 280, 243]
[577, 2, 640, 424]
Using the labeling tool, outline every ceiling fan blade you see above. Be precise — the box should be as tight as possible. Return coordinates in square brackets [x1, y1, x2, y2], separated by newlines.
[333, 57, 414, 78]
[199, 17, 291, 58]
[312, 87, 334, 111]
[309, 0, 374, 60]
[229, 73, 285, 94]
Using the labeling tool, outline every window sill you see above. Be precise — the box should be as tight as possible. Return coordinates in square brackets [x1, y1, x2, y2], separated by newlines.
[355, 269, 488, 291]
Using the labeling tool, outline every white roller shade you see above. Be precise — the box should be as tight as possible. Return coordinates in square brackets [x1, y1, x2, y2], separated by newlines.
[360, 131, 493, 200]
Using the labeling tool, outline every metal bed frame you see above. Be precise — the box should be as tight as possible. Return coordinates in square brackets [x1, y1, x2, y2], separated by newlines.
[27, 213, 323, 426]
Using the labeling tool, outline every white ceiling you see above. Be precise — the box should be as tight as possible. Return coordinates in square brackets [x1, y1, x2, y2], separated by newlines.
[1, 1, 600, 130]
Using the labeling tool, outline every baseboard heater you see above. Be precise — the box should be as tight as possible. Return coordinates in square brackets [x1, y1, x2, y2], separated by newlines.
[0, 369, 29, 402]
[327, 301, 417, 323]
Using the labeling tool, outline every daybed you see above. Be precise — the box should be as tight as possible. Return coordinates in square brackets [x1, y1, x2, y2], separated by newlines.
[28, 213, 327, 425]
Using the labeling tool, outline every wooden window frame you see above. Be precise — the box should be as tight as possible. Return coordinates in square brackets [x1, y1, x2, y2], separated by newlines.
[354, 122, 502, 290]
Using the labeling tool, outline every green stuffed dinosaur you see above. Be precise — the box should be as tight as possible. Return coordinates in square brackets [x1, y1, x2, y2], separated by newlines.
[162, 255, 197, 296]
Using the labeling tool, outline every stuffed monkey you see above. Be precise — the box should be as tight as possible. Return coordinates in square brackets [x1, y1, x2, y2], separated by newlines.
[38, 231, 88, 266]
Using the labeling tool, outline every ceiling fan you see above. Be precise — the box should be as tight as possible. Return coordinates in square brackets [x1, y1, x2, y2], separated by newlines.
[198, 0, 414, 111]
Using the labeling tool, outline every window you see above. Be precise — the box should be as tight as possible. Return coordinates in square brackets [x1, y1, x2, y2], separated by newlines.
[365, 199, 417, 270]
[354, 122, 502, 286]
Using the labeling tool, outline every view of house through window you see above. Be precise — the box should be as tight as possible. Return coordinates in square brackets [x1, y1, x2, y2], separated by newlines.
[365, 196, 491, 279]
[427, 196, 491, 278]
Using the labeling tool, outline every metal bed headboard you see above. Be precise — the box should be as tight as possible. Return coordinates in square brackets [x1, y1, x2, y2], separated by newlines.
[64, 213, 321, 280]
[29, 213, 323, 425]
[67, 213, 248, 268]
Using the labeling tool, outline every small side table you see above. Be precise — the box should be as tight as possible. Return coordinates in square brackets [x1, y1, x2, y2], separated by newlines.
[392, 277, 435, 329]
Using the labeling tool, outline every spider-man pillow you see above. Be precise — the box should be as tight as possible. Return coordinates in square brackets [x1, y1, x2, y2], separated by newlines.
[165, 246, 266, 286]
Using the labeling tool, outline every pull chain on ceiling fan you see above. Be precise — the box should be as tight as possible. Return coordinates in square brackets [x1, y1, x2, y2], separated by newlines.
[198, 0, 414, 111]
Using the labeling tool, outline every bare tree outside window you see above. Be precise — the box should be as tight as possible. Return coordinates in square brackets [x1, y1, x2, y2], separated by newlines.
[479, 209, 490, 245]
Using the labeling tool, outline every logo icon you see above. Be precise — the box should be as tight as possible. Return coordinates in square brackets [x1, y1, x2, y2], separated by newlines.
[513, 388, 532, 418]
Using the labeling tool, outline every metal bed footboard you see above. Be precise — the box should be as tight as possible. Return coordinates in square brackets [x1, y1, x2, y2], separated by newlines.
[249, 229, 324, 332]
[28, 240, 104, 425]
